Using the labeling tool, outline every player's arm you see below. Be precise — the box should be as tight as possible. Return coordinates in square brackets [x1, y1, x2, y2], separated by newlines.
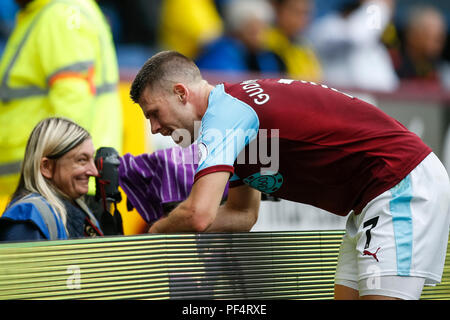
[148, 171, 229, 233]
[205, 183, 260, 232]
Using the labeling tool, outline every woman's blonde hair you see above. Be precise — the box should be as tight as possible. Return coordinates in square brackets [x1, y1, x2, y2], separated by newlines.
[11, 117, 91, 226]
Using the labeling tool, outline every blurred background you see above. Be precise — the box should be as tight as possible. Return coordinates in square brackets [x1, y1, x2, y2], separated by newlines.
[1, 0, 450, 233]
[2, 0, 449, 87]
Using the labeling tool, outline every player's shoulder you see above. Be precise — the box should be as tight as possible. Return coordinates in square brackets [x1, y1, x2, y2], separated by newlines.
[209, 83, 259, 115]
[203, 83, 260, 133]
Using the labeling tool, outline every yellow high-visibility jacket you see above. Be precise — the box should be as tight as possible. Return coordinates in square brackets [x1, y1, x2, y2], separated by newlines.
[265, 27, 322, 82]
[0, 0, 123, 195]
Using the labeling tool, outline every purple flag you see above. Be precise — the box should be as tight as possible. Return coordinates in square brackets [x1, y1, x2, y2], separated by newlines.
[118, 144, 228, 224]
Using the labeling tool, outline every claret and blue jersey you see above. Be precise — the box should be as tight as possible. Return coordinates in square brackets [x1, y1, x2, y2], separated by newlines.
[194, 78, 431, 217]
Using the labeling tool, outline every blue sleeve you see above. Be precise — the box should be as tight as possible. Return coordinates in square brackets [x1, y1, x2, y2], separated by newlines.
[195, 84, 259, 179]
[0, 219, 46, 242]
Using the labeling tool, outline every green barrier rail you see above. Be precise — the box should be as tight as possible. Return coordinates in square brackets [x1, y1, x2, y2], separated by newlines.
[0, 231, 448, 300]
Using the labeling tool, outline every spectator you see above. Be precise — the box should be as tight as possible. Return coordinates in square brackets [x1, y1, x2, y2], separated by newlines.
[0, 0, 123, 210]
[265, 0, 322, 81]
[0, 117, 103, 242]
[158, 0, 223, 59]
[308, 0, 398, 92]
[195, 0, 284, 74]
[394, 5, 447, 88]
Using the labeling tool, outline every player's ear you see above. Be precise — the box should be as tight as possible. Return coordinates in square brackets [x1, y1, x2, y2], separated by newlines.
[173, 83, 188, 104]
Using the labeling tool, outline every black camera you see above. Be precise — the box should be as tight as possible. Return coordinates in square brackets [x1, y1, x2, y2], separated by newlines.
[95, 147, 122, 204]
[94, 147, 123, 235]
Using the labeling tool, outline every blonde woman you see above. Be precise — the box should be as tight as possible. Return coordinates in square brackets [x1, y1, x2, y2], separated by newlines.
[0, 117, 103, 241]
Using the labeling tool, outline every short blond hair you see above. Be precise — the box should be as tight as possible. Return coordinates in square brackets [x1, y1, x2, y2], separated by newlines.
[130, 50, 203, 103]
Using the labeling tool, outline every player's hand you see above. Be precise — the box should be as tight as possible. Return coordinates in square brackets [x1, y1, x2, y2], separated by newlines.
[147, 220, 158, 233]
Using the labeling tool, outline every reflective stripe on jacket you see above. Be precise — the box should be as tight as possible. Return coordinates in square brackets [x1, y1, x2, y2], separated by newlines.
[1, 193, 103, 240]
[1, 193, 68, 240]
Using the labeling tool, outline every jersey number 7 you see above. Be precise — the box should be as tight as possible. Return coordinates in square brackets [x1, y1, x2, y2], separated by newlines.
[363, 216, 379, 249]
